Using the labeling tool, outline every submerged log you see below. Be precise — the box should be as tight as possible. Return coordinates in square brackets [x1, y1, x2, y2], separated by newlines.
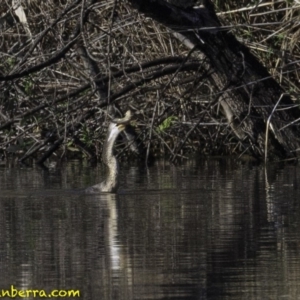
[128, 0, 300, 161]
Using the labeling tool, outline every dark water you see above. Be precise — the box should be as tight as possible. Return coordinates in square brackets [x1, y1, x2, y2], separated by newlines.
[1, 159, 300, 299]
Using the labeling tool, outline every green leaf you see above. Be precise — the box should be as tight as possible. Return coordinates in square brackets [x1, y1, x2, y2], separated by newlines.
[157, 116, 178, 132]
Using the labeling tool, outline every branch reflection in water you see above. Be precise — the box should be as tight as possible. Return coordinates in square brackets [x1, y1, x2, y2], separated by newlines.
[0, 160, 300, 299]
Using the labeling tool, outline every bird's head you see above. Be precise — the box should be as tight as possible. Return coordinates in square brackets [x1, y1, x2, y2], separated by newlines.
[107, 110, 132, 142]
[107, 123, 125, 142]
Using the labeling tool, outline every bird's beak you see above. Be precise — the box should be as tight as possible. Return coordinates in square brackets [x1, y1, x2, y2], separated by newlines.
[117, 124, 126, 131]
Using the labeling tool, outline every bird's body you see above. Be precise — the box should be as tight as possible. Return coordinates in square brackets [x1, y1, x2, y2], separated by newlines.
[85, 111, 131, 194]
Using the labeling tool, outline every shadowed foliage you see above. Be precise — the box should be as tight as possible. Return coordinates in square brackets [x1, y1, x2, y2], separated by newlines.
[0, 0, 300, 164]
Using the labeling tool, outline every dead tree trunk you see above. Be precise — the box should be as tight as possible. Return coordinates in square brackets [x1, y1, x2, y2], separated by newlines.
[128, 0, 300, 161]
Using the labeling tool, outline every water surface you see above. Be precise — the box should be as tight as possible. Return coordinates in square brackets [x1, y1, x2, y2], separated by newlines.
[0, 159, 300, 299]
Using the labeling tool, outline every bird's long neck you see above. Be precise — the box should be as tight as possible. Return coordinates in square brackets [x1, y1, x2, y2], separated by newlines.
[102, 126, 120, 189]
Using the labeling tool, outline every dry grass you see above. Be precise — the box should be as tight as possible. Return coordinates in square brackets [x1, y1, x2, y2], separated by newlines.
[0, 0, 299, 163]
[216, 1, 300, 99]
